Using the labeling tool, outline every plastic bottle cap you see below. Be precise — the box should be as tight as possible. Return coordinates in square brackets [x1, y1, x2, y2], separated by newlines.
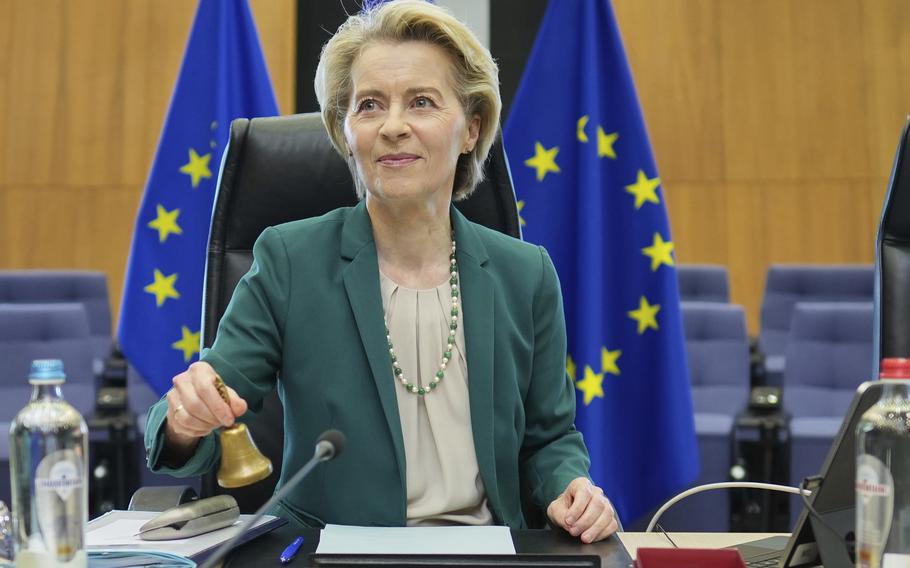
[879, 357, 910, 379]
[28, 359, 66, 385]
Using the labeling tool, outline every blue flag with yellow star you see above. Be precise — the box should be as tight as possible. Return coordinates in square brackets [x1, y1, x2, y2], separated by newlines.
[118, 0, 278, 395]
[503, 0, 698, 523]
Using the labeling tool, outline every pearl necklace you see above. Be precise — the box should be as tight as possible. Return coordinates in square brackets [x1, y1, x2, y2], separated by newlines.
[384, 236, 459, 397]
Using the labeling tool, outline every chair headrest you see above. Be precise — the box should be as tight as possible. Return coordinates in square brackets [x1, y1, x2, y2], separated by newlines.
[212, 114, 357, 253]
[878, 117, 910, 360]
[211, 113, 520, 255]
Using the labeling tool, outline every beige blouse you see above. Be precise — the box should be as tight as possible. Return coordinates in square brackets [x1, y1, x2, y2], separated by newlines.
[380, 271, 494, 526]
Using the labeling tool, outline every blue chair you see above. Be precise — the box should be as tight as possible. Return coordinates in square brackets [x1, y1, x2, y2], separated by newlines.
[759, 265, 873, 383]
[0, 303, 95, 504]
[0, 271, 111, 372]
[677, 264, 730, 303]
[0, 270, 160, 438]
[783, 301, 873, 526]
[656, 302, 749, 531]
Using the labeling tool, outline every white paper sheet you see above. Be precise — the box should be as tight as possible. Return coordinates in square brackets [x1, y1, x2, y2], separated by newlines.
[316, 524, 516, 555]
[884, 554, 910, 568]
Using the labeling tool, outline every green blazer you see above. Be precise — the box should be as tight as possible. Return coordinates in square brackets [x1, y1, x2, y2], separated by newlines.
[144, 202, 591, 529]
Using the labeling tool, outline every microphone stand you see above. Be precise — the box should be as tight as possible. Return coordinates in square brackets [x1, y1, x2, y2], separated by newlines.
[199, 440, 337, 568]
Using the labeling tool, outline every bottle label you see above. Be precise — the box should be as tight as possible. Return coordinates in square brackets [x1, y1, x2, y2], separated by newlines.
[35, 461, 81, 500]
[858, 454, 896, 566]
[33, 449, 84, 562]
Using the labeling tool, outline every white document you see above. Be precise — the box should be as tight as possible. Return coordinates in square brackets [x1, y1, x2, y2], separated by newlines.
[86, 509, 279, 559]
[884, 554, 910, 568]
[316, 524, 516, 555]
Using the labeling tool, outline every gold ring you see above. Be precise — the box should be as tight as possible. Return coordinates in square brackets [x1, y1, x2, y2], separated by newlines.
[175, 404, 185, 414]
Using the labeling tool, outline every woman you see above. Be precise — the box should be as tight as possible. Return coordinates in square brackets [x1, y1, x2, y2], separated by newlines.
[144, 0, 618, 543]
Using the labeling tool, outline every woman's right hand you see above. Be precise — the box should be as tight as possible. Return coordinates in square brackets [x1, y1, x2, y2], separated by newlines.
[165, 361, 249, 444]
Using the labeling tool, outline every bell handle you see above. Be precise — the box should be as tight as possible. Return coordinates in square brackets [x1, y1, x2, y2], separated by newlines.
[212, 375, 239, 432]
[212, 374, 231, 404]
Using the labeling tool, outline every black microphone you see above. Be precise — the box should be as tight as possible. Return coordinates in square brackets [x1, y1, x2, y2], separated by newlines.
[200, 429, 346, 568]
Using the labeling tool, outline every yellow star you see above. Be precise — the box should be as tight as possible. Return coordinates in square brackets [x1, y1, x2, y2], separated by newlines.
[171, 326, 200, 362]
[577, 115, 590, 143]
[147, 204, 183, 243]
[601, 347, 622, 376]
[524, 142, 560, 182]
[625, 170, 661, 209]
[179, 148, 212, 188]
[517, 200, 527, 227]
[143, 269, 180, 307]
[628, 295, 661, 334]
[597, 127, 619, 159]
[576, 365, 605, 406]
[642, 232, 675, 271]
[567, 354, 577, 381]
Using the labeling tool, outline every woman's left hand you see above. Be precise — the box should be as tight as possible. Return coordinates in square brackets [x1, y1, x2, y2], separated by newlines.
[547, 477, 619, 543]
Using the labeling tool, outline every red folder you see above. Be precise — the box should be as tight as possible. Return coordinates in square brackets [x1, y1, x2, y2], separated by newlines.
[635, 547, 747, 568]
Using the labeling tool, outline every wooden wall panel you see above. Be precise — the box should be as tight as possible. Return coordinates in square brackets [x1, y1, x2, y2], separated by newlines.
[662, 182, 731, 264]
[723, 183, 768, 331]
[1, 187, 139, 270]
[861, 0, 910, 176]
[119, 2, 197, 186]
[0, 0, 296, 328]
[789, 0, 869, 179]
[716, 0, 802, 182]
[613, 0, 724, 182]
[251, 0, 297, 111]
[0, 0, 10, 178]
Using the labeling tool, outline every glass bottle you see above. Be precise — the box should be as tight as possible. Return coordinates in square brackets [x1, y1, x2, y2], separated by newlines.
[9, 360, 88, 568]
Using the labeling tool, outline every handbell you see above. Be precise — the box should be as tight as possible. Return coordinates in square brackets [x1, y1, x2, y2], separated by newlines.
[212, 375, 273, 488]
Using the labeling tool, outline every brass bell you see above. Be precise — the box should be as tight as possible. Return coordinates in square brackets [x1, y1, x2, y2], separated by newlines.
[212, 375, 273, 488]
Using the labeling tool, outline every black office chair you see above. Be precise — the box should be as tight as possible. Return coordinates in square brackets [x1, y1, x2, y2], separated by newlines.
[200, 112, 524, 516]
[876, 116, 910, 366]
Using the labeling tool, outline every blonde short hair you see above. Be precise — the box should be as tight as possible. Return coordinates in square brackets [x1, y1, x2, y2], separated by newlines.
[314, 0, 502, 201]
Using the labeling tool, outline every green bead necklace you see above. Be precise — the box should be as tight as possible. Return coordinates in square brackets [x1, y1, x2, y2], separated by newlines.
[385, 236, 459, 397]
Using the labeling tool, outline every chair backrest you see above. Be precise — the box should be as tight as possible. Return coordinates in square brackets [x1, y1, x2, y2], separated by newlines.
[0, 271, 112, 373]
[677, 264, 730, 303]
[759, 264, 873, 359]
[202, 112, 521, 512]
[0, 303, 95, 424]
[782, 302, 874, 418]
[876, 116, 910, 366]
[682, 302, 749, 414]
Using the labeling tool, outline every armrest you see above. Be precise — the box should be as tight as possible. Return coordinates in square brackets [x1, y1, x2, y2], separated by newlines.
[128, 485, 199, 512]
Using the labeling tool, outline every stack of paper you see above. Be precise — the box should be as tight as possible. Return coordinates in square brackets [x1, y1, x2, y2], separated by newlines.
[87, 509, 284, 560]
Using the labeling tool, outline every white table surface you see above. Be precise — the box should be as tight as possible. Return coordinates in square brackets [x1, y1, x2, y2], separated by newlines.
[618, 532, 788, 560]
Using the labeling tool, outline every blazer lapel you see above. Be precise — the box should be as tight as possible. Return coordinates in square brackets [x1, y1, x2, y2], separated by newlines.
[452, 209, 503, 519]
[340, 203, 407, 494]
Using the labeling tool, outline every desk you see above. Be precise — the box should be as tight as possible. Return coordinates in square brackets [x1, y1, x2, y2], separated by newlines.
[224, 527, 788, 567]
[224, 525, 633, 567]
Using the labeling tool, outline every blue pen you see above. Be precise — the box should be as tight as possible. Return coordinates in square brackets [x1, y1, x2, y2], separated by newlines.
[280, 535, 305, 564]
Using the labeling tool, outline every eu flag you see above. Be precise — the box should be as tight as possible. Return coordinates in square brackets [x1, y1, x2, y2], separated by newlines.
[119, 0, 278, 395]
[504, 0, 698, 523]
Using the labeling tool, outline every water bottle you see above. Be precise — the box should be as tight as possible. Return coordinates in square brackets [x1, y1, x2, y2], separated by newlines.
[9, 360, 88, 568]
[856, 358, 910, 567]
